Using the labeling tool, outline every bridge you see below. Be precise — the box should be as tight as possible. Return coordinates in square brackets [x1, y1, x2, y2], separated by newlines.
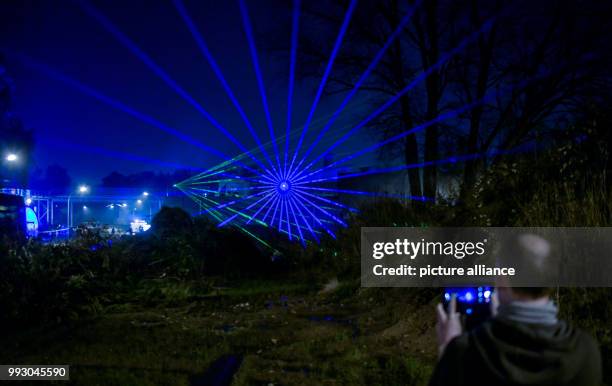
[1, 187, 167, 231]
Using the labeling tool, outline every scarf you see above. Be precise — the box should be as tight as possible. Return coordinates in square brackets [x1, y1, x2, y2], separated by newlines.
[497, 300, 558, 325]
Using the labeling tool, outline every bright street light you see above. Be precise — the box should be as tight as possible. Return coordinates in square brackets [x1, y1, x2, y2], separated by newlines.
[78, 185, 90, 194]
[142, 191, 149, 197]
[136, 199, 143, 205]
[82, 205, 88, 210]
[5, 153, 18, 162]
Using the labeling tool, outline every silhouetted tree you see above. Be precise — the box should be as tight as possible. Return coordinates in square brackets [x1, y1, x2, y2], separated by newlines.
[449, 0, 612, 194]
[0, 55, 34, 188]
[281, 0, 611, 200]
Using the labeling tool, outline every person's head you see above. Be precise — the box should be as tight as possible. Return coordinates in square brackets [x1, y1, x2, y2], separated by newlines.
[494, 233, 554, 305]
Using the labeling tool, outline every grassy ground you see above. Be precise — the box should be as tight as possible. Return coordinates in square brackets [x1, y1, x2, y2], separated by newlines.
[0, 279, 437, 385]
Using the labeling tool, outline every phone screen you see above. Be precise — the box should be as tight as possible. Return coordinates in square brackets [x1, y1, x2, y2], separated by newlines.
[443, 287, 493, 330]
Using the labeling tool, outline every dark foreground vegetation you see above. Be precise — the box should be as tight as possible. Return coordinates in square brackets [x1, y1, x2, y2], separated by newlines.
[1, 124, 611, 385]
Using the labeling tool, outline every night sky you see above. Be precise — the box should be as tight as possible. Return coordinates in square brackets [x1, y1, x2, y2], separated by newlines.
[0, 0, 355, 182]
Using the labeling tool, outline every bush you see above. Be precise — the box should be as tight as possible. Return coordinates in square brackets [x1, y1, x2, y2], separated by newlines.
[0, 240, 113, 327]
[191, 216, 272, 277]
[151, 206, 193, 238]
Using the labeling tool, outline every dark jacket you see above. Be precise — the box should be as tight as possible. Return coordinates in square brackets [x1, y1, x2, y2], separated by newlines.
[429, 318, 602, 386]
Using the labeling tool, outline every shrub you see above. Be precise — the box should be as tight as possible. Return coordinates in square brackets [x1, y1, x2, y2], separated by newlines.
[151, 206, 193, 238]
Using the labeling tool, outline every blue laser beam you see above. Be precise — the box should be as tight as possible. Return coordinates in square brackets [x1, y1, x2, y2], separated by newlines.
[174, 8, 522, 247]
[296, 153, 486, 184]
[181, 186, 269, 227]
[291, 17, 495, 182]
[39, 138, 205, 172]
[287, 197, 306, 246]
[284, 0, 301, 180]
[261, 194, 280, 224]
[291, 190, 347, 227]
[295, 100, 483, 183]
[8, 51, 282, 182]
[277, 194, 286, 233]
[283, 197, 292, 240]
[288, 0, 422, 179]
[77, 0, 274, 176]
[287, 0, 357, 178]
[297, 70, 542, 184]
[202, 190, 269, 213]
[291, 195, 336, 239]
[289, 195, 319, 243]
[294, 72, 541, 186]
[297, 185, 432, 202]
[174, 0, 278, 174]
[292, 187, 359, 212]
[238, 0, 282, 174]
[269, 194, 283, 228]
[246, 192, 278, 225]
[218, 190, 275, 227]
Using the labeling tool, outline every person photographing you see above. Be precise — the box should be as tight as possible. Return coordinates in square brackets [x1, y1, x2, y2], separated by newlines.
[429, 233, 602, 386]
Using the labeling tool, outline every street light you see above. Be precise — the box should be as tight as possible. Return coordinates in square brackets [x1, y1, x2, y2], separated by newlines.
[68, 184, 90, 227]
[142, 191, 149, 197]
[5, 153, 18, 162]
[136, 199, 143, 205]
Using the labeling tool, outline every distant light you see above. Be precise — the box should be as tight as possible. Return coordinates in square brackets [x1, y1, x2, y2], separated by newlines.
[279, 180, 290, 192]
[444, 293, 451, 301]
[83, 205, 88, 210]
[465, 291, 474, 302]
[121, 203, 128, 208]
[466, 308, 473, 315]
[25, 198, 32, 205]
[136, 199, 143, 205]
[78, 185, 90, 194]
[484, 290, 491, 299]
[143, 191, 149, 196]
[109, 204, 115, 209]
[5, 153, 18, 162]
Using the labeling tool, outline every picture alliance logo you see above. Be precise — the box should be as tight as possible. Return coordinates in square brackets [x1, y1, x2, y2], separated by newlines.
[372, 238, 489, 260]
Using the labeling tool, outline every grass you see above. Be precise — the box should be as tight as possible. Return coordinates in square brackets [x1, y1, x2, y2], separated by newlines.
[0, 278, 435, 385]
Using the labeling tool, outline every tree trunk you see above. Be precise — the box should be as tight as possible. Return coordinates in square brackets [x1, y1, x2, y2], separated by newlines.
[462, 1, 497, 195]
[421, 0, 440, 200]
[400, 96, 422, 198]
[389, 0, 422, 199]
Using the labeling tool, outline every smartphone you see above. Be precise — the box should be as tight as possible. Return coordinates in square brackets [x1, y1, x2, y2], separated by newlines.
[443, 287, 493, 330]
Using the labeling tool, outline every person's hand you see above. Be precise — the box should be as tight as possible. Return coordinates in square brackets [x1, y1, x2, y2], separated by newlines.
[435, 294, 462, 358]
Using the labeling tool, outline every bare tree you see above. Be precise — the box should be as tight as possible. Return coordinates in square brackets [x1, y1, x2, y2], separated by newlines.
[277, 0, 611, 200]
[451, 0, 611, 194]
